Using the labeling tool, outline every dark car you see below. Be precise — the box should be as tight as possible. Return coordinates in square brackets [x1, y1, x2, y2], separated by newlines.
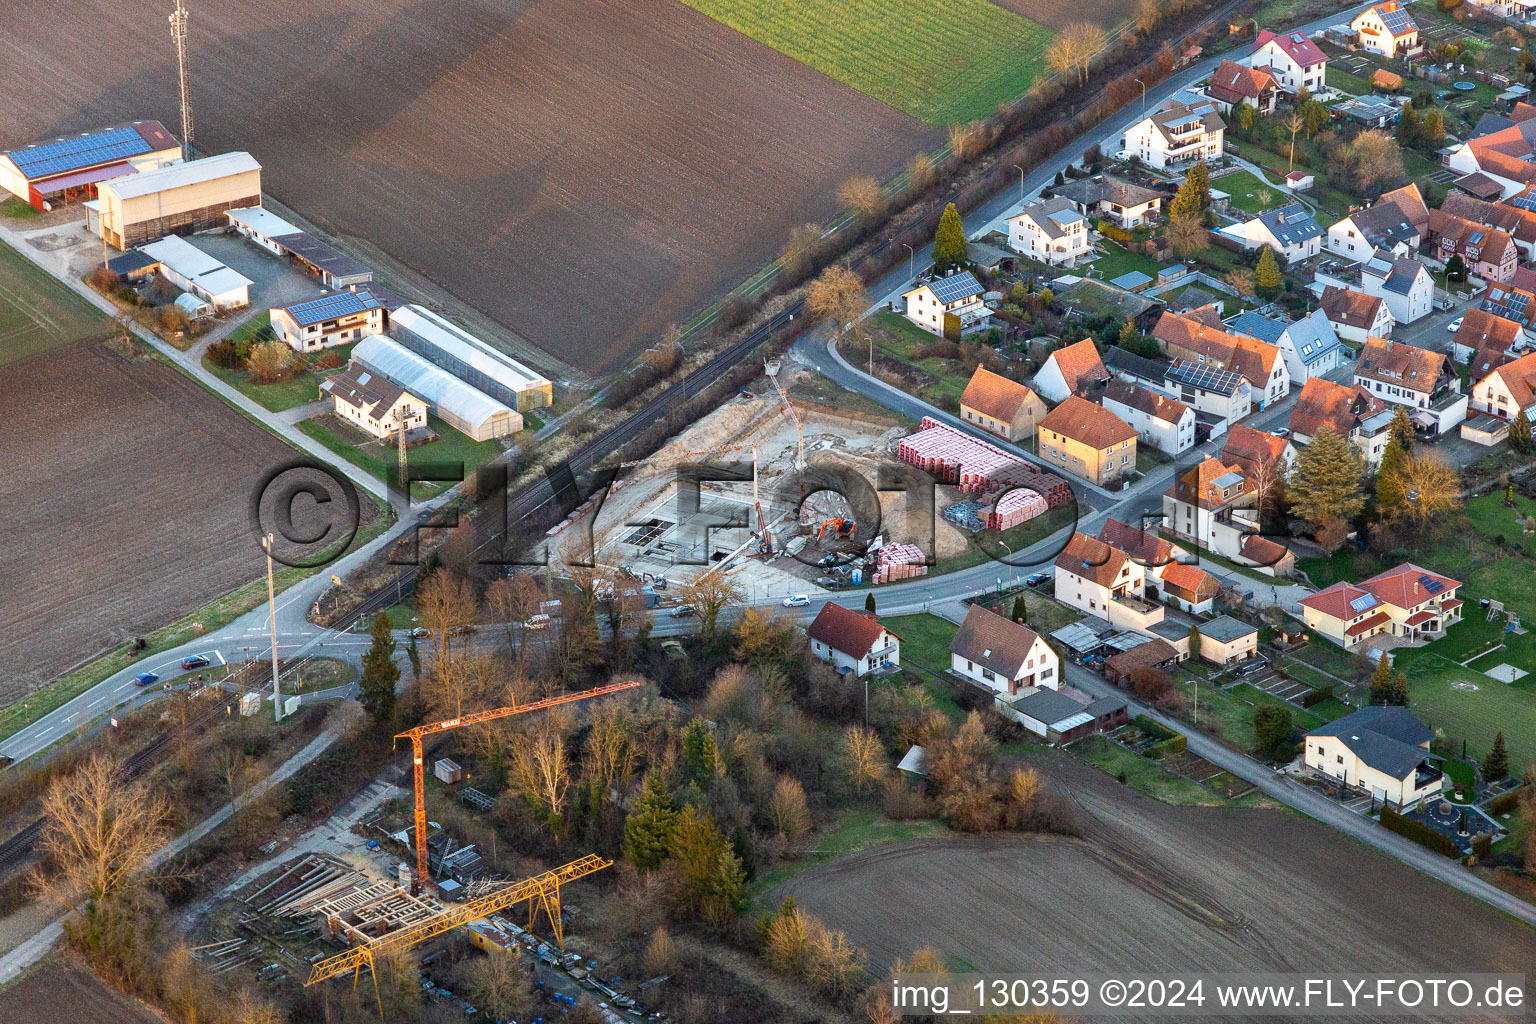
[1025, 572, 1051, 588]
[0, 755, 13, 771]
[1233, 658, 1271, 676]
[182, 655, 211, 670]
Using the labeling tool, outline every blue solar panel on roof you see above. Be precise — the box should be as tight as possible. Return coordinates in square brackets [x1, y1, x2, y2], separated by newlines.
[286, 291, 382, 325]
[1419, 574, 1445, 594]
[8, 126, 155, 179]
[1379, 7, 1414, 32]
[928, 272, 983, 304]
[1512, 196, 1536, 213]
[1349, 593, 1378, 613]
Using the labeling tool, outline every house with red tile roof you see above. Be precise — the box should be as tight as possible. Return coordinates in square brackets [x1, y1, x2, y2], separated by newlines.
[959, 366, 1047, 441]
[1161, 457, 1295, 577]
[1036, 395, 1138, 486]
[807, 604, 901, 677]
[1097, 517, 1186, 572]
[1447, 117, 1536, 199]
[1351, 2, 1420, 58]
[1428, 208, 1518, 283]
[1320, 285, 1394, 343]
[1299, 563, 1463, 649]
[1154, 310, 1290, 407]
[1288, 377, 1393, 466]
[1450, 308, 1527, 365]
[1471, 350, 1536, 423]
[1033, 337, 1110, 402]
[1157, 562, 1221, 615]
[1353, 337, 1468, 436]
[1221, 425, 1295, 481]
[1206, 59, 1279, 115]
[1053, 531, 1165, 631]
[1250, 29, 1328, 94]
[1441, 191, 1536, 262]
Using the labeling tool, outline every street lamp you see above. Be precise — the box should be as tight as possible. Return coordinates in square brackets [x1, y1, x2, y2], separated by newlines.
[900, 241, 915, 282]
[1133, 77, 1147, 109]
[1012, 164, 1026, 203]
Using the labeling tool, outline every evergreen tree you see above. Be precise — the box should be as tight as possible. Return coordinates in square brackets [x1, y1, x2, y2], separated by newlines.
[1254, 246, 1283, 299]
[1186, 161, 1211, 210]
[1168, 165, 1210, 222]
[406, 633, 421, 678]
[1289, 425, 1365, 530]
[1445, 253, 1468, 282]
[1252, 703, 1294, 760]
[1119, 316, 1138, 349]
[623, 770, 680, 870]
[1012, 595, 1028, 623]
[1389, 671, 1409, 707]
[1369, 654, 1395, 705]
[1189, 624, 1202, 660]
[358, 613, 399, 727]
[1388, 405, 1415, 453]
[679, 718, 722, 787]
[1484, 731, 1509, 781]
[1395, 101, 1421, 148]
[1376, 434, 1408, 521]
[865, 592, 877, 614]
[1420, 108, 1445, 147]
[932, 202, 968, 271]
[1511, 409, 1535, 454]
[1237, 102, 1258, 135]
[670, 806, 748, 925]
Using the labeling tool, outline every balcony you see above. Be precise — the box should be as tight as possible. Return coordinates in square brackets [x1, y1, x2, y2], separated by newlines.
[1108, 592, 1166, 632]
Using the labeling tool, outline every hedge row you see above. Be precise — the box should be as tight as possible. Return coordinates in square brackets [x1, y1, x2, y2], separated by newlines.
[1379, 805, 1459, 858]
[1147, 734, 1188, 759]
[1487, 786, 1529, 816]
[1300, 684, 1334, 708]
[1136, 714, 1176, 741]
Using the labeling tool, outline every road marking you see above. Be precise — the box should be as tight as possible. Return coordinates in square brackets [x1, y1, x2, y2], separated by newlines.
[215, 650, 226, 666]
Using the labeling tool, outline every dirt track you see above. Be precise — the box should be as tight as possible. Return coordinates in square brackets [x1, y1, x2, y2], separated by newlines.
[779, 752, 1536, 1022]
[0, 0, 934, 375]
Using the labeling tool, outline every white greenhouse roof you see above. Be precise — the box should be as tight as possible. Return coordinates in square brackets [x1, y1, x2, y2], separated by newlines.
[352, 335, 514, 428]
[390, 305, 551, 393]
[101, 151, 259, 200]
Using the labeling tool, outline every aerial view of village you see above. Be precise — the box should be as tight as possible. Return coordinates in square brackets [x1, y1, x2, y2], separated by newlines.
[4, 0, 1536, 1021]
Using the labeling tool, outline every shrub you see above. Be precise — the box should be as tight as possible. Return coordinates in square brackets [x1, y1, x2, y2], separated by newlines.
[1379, 805, 1458, 858]
[1487, 786, 1528, 815]
[155, 305, 191, 335]
[86, 267, 121, 292]
[1135, 714, 1176, 741]
[205, 338, 243, 370]
[1146, 734, 1187, 759]
[1471, 833, 1492, 858]
[1127, 666, 1173, 702]
[247, 339, 303, 383]
[881, 775, 932, 820]
[313, 348, 345, 370]
[1299, 685, 1334, 707]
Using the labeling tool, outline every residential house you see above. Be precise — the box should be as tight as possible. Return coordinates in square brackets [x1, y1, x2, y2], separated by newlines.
[806, 603, 901, 677]
[1249, 28, 1329, 94]
[1325, 184, 1429, 261]
[1191, 614, 1260, 666]
[1036, 395, 1139, 486]
[1351, 2, 1420, 58]
[1227, 307, 1345, 382]
[1206, 59, 1280, 115]
[1008, 196, 1092, 266]
[1155, 309, 1289, 408]
[1165, 359, 1253, 424]
[997, 686, 1125, 743]
[1221, 424, 1296, 483]
[1471, 350, 1536, 421]
[1427, 209, 1519, 283]
[1162, 457, 1295, 576]
[1450, 308, 1526, 364]
[1103, 639, 1182, 684]
[901, 271, 991, 338]
[270, 289, 386, 353]
[948, 604, 1059, 695]
[1453, 170, 1508, 200]
[1101, 380, 1196, 455]
[1481, 281, 1536, 330]
[1124, 100, 1226, 169]
[1053, 531, 1165, 631]
[1354, 337, 1468, 435]
[1098, 517, 1187, 574]
[1466, 0, 1536, 23]
[1360, 249, 1433, 325]
[959, 366, 1047, 441]
[1305, 706, 1442, 809]
[1048, 173, 1165, 229]
[1446, 116, 1536, 198]
[1034, 337, 1110, 402]
[1441, 191, 1536, 262]
[1289, 376, 1393, 466]
[1320, 284, 1395, 342]
[1158, 562, 1221, 614]
[319, 366, 426, 441]
[1299, 563, 1463, 649]
[1102, 345, 1172, 391]
[1220, 204, 1323, 263]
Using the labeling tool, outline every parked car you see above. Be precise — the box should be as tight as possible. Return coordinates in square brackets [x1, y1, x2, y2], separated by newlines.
[181, 655, 210, 670]
[410, 627, 429, 638]
[1025, 572, 1051, 588]
[670, 604, 697, 618]
[1233, 657, 1271, 676]
[523, 614, 551, 631]
[134, 672, 159, 686]
[1446, 316, 1464, 333]
[782, 594, 810, 608]
[1273, 426, 1290, 438]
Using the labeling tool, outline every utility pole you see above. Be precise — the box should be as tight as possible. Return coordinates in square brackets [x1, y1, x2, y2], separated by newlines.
[263, 533, 282, 722]
[397, 416, 408, 492]
[169, 0, 195, 158]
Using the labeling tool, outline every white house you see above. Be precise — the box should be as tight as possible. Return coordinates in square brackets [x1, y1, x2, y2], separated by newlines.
[1326, 184, 1429, 261]
[901, 271, 991, 338]
[1008, 195, 1092, 266]
[1305, 706, 1442, 809]
[320, 366, 427, 441]
[1354, 337, 1468, 435]
[1124, 100, 1226, 169]
[1048, 174, 1164, 228]
[1053, 531, 1165, 632]
[1360, 250, 1433, 325]
[948, 604, 1059, 695]
[137, 235, 251, 310]
[1249, 29, 1328, 94]
[1220, 204, 1323, 263]
[1162, 457, 1296, 577]
[1450, 308, 1527, 364]
[1226, 308, 1345, 383]
[1033, 337, 1110, 403]
[1290, 376, 1395, 467]
[270, 289, 387, 353]
[1351, 2, 1420, 58]
[806, 603, 901, 677]
[1446, 120, 1536, 199]
[1101, 380, 1196, 455]
[1471, 350, 1536, 421]
[1320, 284, 1395, 343]
[1164, 360, 1252, 424]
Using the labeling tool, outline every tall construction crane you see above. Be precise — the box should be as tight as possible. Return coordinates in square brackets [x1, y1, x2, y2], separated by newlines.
[168, 0, 195, 157]
[395, 681, 640, 891]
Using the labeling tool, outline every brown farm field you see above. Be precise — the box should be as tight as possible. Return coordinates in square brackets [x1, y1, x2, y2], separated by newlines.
[989, 0, 1140, 30]
[0, 0, 936, 376]
[778, 753, 1536, 1019]
[0, 957, 163, 1024]
[0, 340, 367, 692]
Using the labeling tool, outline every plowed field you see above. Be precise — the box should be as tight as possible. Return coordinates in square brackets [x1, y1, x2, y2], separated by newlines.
[0, 0, 934, 375]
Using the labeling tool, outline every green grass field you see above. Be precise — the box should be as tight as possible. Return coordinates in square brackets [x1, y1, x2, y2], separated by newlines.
[1085, 240, 1162, 283]
[1403, 654, 1536, 778]
[1218, 169, 1287, 216]
[299, 414, 502, 498]
[679, 0, 1057, 125]
[1073, 734, 1224, 805]
[0, 241, 111, 367]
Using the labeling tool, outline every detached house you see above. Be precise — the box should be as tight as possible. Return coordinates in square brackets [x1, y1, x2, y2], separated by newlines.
[1048, 174, 1164, 229]
[1221, 424, 1296, 483]
[1125, 100, 1226, 169]
[1165, 359, 1252, 425]
[1306, 706, 1442, 809]
[1354, 337, 1467, 435]
[1441, 192, 1536, 262]
[1158, 562, 1221, 614]
[320, 366, 427, 441]
[1008, 196, 1092, 266]
[1250, 28, 1328, 95]
[1220, 204, 1323, 263]
[1360, 250, 1433, 325]
[271, 289, 387, 353]
[1299, 562, 1463, 649]
[1326, 183, 1429, 261]
[1227, 307, 1345, 383]
[1472, 350, 1536, 421]
[949, 604, 1059, 695]
[1036, 395, 1138, 486]
[902, 271, 991, 338]
[1351, 2, 1420, 58]
[1206, 59, 1279, 115]
[1034, 337, 1110, 402]
[1320, 284, 1394, 343]
[1162, 457, 1295, 576]
[1053, 531, 1165, 632]
[1155, 309, 1289, 408]
[959, 366, 1047, 441]
[1428, 209, 1519, 284]
[806, 603, 901, 677]
[1101, 380, 1196, 455]
[1289, 376, 1393, 466]
[1450, 308, 1526, 364]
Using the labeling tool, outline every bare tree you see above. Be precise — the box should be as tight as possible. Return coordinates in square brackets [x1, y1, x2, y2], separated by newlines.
[841, 726, 887, 794]
[214, 746, 251, 805]
[807, 266, 869, 348]
[416, 569, 477, 681]
[581, 700, 638, 805]
[1224, 267, 1254, 297]
[837, 175, 885, 219]
[514, 717, 573, 829]
[1283, 111, 1306, 170]
[1166, 213, 1208, 258]
[1046, 23, 1106, 85]
[768, 775, 812, 838]
[1135, 0, 1163, 33]
[674, 571, 744, 644]
[908, 152, 938, 193]
[32, 756, 169, 914]
[780, 222, 826, 278]
[1395, 452, 1463, 525]
[1348, 130, 1404, 191]
[485, 573, 544, 667]
[456, 950, 534, 1020]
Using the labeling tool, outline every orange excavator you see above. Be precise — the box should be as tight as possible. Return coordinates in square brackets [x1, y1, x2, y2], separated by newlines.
[815, 517, 856, 542]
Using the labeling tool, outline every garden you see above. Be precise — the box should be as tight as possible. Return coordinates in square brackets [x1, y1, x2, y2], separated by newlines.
[201, 316, 347, 413]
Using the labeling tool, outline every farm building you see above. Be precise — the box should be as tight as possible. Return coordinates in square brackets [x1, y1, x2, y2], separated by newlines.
[389, 305, 552, 412]
[226, 207, 373, 287]
[0, 121, 180, 212]
[320, 365, 427, 441]
[137, 235, 252, 310]
[271, 290, 386, 352]
[87, 152, 261, 250]
[351, 335, 521, 441]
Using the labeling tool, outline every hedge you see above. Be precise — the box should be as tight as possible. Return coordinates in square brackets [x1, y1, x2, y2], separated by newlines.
[1379, 805, 1459, 858]
[1136, 714, 1176, 741]
[1146, 734, 1188, 759]
[1300, 684, 1334, 708]
[1487, 786, 1529, 816]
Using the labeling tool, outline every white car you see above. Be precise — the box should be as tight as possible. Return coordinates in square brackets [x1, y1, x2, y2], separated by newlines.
[1447, 316, 1464, 333]
[781, 594, 810, 608]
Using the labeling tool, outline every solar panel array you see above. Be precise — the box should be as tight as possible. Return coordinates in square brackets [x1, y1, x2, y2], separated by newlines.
[1378, 5, 1415, 33]
[1484, 287, 1532, 323]
[286, 290, 382, 325]
[1418, 574, 1445, 594]
[7, 126, 154, 180]
[1512, 195, 1536, 214]
[1349, 593, 1379, 613]
[928, 272, 983, 304]
[1167, 360, 1243, 393]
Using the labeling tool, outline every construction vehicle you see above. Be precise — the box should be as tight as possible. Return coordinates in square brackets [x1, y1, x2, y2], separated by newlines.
[815, 517, 856, 542]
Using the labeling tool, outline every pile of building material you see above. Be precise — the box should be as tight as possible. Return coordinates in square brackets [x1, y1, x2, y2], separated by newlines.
[943, 501, 985, 532]
[989, 487, 1048, 531]
[247, 854, 374, 917]
[898, 417, 1071, 508]
[873, 544, 929, 584]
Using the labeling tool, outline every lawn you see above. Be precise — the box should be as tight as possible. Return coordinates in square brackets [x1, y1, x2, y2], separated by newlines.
[298, 414, 502, 497]
[1217, 169, 1287, 216]
[752, 804, 951, 897]
[0, 196, 40, 220]
[680, 0, 1057, 125]
[1171, 678, 1321, 755]
[859, 309, 978, 406]
[877, 612, 968, 719]
[0, 239, 111, 367]
[1325, 66, 1372, 96]
[203, 356, 322, 412]
[1072, 734, 1224, 805]
[1086, 240, 1162, 283]
[946, 502, 1080, 574]
[1403, 654, 1536, 779]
